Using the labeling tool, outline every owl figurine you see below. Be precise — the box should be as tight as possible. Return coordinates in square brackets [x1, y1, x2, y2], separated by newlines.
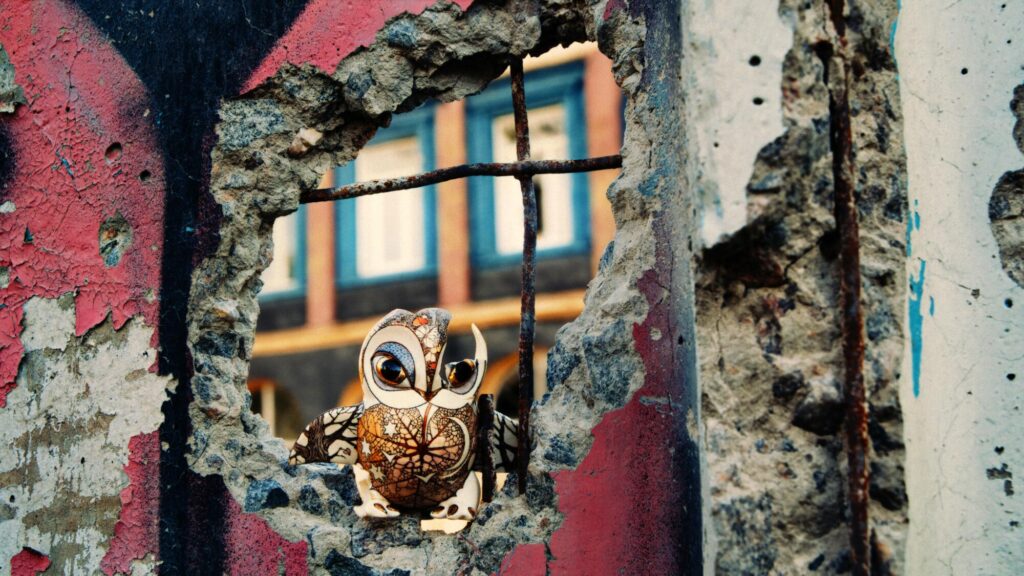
[289, 308, 519, 520]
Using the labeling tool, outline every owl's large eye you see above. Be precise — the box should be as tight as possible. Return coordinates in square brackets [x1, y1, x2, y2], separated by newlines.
[445, 359, 476, 390]
[373, 353, 408, 387]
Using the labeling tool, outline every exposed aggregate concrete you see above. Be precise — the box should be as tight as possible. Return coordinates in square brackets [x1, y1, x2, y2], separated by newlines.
[989, 83, 1024, 289]
[694, 1, 908, 574]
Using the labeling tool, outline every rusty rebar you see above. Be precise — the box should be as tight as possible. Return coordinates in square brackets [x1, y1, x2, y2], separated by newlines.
[300, 156, 622, 204]
[824, 2, 870, 572]
[476, 394, 496, 503]
[510, 58, 535, 496]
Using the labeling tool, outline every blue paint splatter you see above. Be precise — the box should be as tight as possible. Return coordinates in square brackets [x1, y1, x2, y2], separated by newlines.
[905, 216, 913, 256]
[55, 150, 75, 178]
[905, 199, 920, 256]
[928, 296, 935, 317]
[909, 260, 927, 397]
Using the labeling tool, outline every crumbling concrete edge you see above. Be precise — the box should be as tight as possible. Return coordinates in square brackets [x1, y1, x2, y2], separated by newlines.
[183, 0, 698, 572]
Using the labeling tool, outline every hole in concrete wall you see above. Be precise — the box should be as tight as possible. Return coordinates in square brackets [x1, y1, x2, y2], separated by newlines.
[99, 212, 133, 267]
[138, 169, 151, 182]
[184, 2, 656, 568]
[246, 41, 620, 536]
[104, 142, 122, 163]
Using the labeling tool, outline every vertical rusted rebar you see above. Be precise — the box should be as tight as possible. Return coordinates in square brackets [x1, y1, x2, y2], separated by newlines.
[834, 78, 870, 576]
[510, 58, 535, 495]
[477, 394, 496, 503]
[824, 1, 870, 572]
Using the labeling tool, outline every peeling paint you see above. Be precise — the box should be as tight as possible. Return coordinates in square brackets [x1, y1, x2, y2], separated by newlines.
[9, 548, 50, 576]
[0, 298, 168, 573]
[0, 1, 165, 407]
[100, 432, 161, 576]
[0, 44, 25, 114]
[905, 199, 919, 256]
[183, 0, 706, 572]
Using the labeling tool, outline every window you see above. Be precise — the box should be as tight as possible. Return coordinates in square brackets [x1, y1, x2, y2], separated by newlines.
[467, 62, 590, 267]
[247, 378, 305, 441]
[335, 105, 437, 286]
[259, 207, 306, 299]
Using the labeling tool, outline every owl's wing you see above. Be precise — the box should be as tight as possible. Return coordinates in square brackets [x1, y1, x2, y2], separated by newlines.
[289, 405, 363, 465]
[476, 410, 519, 473]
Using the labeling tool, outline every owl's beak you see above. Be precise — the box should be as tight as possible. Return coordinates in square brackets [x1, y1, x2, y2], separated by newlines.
[418, 374, 441, 401]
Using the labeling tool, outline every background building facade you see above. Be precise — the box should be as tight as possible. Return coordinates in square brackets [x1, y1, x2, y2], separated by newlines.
[249, 44, 621, 441]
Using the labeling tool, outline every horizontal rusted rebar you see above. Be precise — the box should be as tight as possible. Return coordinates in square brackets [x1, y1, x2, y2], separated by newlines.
[299, 155, 622, 204]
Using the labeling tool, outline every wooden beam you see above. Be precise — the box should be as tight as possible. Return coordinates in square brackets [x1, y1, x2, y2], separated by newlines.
[252, 289, 587, 357]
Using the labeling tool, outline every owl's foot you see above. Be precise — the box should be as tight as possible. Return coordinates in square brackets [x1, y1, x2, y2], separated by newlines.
[430, 473, 480, 521]
[354, 491, 400, 519]
[352, 463, 400, 519]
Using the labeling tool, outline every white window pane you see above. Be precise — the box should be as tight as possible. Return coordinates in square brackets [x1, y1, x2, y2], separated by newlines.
[354, 137, 426, 278]
[262, 213, 299, 294]
[492, 104, 574, 255]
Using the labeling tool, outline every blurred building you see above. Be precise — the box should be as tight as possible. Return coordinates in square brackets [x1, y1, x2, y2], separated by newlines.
[248, 43, 622, 439]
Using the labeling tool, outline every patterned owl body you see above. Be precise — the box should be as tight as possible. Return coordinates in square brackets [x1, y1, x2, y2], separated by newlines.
[290, 307, 519, 520]
[357, 403, 477, 509]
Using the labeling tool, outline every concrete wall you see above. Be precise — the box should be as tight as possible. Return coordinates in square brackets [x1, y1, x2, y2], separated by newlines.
[0, 0, 1020, 574]
[689, 0, 910, 573]
[895, 2, 1024, 573]
[685, 0, 1024, 573]
[1, 1, 701, 574]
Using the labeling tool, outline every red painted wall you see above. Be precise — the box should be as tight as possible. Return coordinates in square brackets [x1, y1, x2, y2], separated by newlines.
[0, 1, 164, 408]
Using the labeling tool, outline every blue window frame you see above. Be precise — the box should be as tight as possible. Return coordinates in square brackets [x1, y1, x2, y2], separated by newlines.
[334, 105, 437, 287]
[259, 206, 308, 301]
[466, 62, 590, 268]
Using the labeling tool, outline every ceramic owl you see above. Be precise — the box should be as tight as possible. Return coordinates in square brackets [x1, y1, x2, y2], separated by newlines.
[289, 308, 518, 520]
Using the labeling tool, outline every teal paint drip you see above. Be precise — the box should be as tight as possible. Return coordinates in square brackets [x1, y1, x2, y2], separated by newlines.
[909, 259, 926, 397]
[905, 199, 919, 256]
[890, 0, 902, 58]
